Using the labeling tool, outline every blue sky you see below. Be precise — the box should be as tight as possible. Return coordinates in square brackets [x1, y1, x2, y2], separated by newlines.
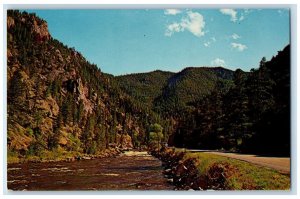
[25, 9, 290, 75]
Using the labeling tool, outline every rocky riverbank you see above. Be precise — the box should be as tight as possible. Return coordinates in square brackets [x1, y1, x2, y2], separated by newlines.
[152, 148, 236, 190]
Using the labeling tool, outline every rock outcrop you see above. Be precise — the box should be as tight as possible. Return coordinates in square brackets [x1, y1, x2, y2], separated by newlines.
[153, 148, 237, 190]
[32, 18, 50, 42]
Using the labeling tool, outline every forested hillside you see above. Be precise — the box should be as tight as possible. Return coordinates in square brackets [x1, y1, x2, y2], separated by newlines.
[7, 10, 171, 161]
[118, 67, 234, 116]
[172, 46, 290, 156]
[117, 47, 290, 156]
[153, 67, 234, 116]
[116, 70, 174, 109]
[7, 10, 290, 161]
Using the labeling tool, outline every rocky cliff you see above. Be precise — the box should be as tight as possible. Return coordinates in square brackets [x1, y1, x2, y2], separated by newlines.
[7, 10, 145, 161]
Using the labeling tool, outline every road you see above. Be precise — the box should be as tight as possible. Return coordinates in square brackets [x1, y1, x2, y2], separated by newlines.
[186, 149, 290, 174]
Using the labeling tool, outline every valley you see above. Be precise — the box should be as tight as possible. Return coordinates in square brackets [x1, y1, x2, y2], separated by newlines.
[6, 10, 291, 191]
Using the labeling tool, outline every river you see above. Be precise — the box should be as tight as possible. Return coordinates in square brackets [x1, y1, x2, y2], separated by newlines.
[7, 151, 174, 191]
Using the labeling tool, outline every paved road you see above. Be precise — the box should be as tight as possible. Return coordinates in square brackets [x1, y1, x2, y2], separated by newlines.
[194, 150, 290, 174]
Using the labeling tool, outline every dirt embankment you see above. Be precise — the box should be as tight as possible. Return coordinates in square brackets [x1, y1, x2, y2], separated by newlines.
[152, 148, 237, 190]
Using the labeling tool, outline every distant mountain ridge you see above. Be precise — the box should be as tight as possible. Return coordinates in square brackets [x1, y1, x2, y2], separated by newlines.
[116, 70, 175, 109]
[117, 66, 235, 115]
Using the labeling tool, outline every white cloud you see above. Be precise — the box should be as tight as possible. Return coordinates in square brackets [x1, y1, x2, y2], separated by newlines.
[204, 41, 211, 47]
[239, 9, 254, 21]
[181, 11, 206, 37]
[211, 58, 226, 67]
[164, 9, 182, 15]
[204, 37, 216, 47]
[220, 9, 237, 22]
[165, 11, 205, 37]
[220, 9, 254, 22]
[231, 42, 247, 51]
[165, 23, 183, 36]
[231, 33, 241, 40]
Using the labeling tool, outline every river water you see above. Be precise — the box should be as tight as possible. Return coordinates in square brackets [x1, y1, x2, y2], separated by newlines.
[7, 151, 174, 191]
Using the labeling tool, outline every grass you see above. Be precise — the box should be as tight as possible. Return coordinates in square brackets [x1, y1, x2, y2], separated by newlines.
[7, 146, 119, 164]
[37, 147, 81, 162]
[7, 150, 20, 164]
[182, 152, 290, 190]
[7, 147, 82, 164]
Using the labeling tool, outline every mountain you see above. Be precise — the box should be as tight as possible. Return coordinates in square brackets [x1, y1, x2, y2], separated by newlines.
[117, 67, 235, 115]
[116, 70, 174, 109]
[6, 11, 236, 162]
[7, 10, 152, 161]
[153, 67, 234, 115]
[171, 45, 291, 156]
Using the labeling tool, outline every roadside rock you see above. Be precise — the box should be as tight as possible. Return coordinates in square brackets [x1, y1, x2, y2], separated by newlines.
[153, 148, 236, 191]
[206, 162, 237, 190]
